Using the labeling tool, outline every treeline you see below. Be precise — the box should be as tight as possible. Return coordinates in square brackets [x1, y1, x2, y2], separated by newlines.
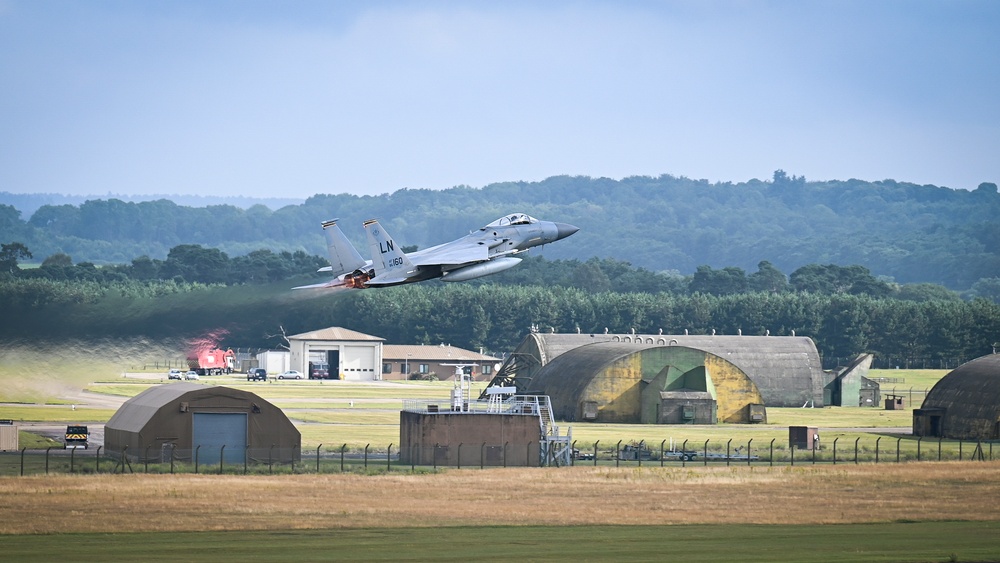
[3, 173, 999, 290]
[2, 278, 996, 371]
[5, 238, 996, 303]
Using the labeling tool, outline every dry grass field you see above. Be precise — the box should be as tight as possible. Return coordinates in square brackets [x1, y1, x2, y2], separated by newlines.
[4, 355, 1000, 560]
[3, 462, 999, 535]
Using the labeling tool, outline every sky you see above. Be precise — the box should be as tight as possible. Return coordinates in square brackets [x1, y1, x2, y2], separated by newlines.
[2, 1, 998, 199]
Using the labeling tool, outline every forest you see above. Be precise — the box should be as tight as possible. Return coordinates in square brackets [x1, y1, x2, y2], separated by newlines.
[2, 172, 999, 290]
[1, 239, 997, 370]
[2, 173, 998, 368]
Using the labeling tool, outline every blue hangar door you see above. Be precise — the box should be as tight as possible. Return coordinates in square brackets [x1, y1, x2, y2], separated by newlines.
[193, 412, 247, 465]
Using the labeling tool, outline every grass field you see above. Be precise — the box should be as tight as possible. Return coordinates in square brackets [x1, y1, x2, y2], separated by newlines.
[4, 357, 996, 561]
[2, 464, 1000, 561]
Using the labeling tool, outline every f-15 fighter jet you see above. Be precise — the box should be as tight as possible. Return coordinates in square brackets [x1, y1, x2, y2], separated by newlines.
[294, 213, 579, 290]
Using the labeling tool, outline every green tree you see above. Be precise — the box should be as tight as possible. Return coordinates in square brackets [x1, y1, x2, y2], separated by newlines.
[689, 265, 748, 295]
[748, 260, 788, 293]
[0, 242, 32, 275]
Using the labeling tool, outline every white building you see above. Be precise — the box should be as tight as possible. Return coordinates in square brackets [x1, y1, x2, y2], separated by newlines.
[288, 327, 384, 381]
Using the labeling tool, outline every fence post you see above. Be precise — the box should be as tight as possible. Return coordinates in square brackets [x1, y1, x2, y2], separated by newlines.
[571, 440, 577, 467]
[938, 437, 942, 461]
[341, 444, 347, 472]
[747, 439, 753, 467]
[144, 445, 151, 473]
[316, 444, 322, 474]
[244, 445, 249, 475]
[527, 442, 532, 467]
[269, 444, 275, 474]
[96, 446, 102, 472]
[682, 439, 689, 467]
[917, 437, 922, 461]
[615, 440, 622, 468]
[387, 443, 393, 472]
[195, 445, 201, 474]
[790, 444, 794, 466]
[170, 444, 175, 474]
[121, 445, 129, 474]
[219, 445, 225, 474]
[480, 442, 486, 470]
[503, 442, 508, 468]
[593, 440, 599, 467]
[726, 438, 732, 467]
[960, 441, 963, 461]
[875, 437, 882, 464]
[660, 439, 666, 468]
[703, 439, 709, 466]
[637, 440, 644, 467]
[812, 439, 816, 465]
[896, 437, 901, 463]
[45, 446, 53, 475]
[433, 443, 438, 471]
[71, 446, 76, 474]
[364, 443, 370, 470]
[833, 437, 838, 465]
[411, 444, 416, 471]
[854, 437, 860, 464]
[769, 438, 775, 467]
[456, 443, 461, 469]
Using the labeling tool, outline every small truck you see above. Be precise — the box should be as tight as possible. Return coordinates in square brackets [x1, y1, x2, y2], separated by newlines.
[65, 425, 90, 449]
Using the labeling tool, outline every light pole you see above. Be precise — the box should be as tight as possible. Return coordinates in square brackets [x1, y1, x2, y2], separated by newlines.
[404, 354, 411, 377]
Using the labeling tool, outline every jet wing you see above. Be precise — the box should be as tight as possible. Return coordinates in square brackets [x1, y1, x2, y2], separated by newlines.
[407, 239, 490, 267]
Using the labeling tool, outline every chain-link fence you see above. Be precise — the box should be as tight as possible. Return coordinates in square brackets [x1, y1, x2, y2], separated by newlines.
[3, 435, 997, 477]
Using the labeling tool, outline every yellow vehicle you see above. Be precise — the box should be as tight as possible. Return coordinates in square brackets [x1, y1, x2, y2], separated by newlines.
[65, 425, 89, 449]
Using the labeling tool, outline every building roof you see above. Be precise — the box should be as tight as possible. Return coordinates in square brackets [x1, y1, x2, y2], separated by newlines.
[383, 344, 500, 362]
[105, 382, 203, 432]
[287, 327, 384, 342]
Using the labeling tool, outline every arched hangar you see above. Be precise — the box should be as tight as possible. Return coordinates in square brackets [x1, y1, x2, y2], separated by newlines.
[913, 354, 1000, 440]
[104, 383, 300, 464]
[496, 333, 828, 424]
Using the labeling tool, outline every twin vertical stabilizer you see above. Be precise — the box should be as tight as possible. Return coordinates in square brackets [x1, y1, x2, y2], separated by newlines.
[364, 219, 416, 285]
[321, 219, 367, 276]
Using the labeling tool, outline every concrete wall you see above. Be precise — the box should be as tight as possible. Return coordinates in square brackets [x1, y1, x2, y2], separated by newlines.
[399, 411, 540, 466]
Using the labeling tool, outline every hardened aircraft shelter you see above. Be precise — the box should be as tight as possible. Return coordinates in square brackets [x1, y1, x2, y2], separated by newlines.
[104, 383, 300, 464]
[487, 332, 832, 424]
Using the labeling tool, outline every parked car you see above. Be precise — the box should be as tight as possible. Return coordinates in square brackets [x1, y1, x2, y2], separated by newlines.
[247, 368, 267, 381]
[277, 370, 303, 380]
[167, 369, 184, 380]
[184, 371, 200, 380]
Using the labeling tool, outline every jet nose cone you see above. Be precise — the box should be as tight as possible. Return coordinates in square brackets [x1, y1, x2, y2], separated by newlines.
[554, 222, 580, 240]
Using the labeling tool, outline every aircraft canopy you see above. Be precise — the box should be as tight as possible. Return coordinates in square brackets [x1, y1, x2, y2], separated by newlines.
[486, 213, 536, 228]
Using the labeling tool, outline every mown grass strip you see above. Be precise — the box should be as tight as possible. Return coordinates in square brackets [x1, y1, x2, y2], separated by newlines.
[2, 522, 998, 562]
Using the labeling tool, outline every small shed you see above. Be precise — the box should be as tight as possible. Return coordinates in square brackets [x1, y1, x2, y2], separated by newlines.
[104, 383, 300, 464]
[0, 420, 17, 451]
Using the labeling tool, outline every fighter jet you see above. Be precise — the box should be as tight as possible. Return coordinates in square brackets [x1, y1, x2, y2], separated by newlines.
[294, 213, 579, 290]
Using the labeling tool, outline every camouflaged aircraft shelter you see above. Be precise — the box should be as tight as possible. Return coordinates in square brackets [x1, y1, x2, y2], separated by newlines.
[492, 333, 827, 424]
[104, 383, 300, 464]
[913, 354, 1000, 440]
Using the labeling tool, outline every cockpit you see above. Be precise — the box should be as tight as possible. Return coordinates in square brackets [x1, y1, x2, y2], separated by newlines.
[486, 213, 537, 228]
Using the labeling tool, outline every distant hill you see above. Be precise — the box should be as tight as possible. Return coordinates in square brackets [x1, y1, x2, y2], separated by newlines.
[1, 173, 998, 290]
[0, 192, 304, 218]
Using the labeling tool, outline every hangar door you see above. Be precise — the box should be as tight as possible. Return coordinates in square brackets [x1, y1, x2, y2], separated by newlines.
[193, 412, 247, 465]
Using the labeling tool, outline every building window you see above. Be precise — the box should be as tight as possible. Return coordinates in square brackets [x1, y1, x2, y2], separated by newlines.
[382, 363, 392, 374]
[482, 364, 493, 376]
[419, 364, 429, 374]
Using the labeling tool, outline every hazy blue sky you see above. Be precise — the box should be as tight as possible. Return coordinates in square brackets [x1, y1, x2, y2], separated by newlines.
[2, 1, 998, 199]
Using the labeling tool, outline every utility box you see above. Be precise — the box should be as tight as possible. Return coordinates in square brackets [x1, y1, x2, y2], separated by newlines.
[789, 426, 819, 450]
[885, 395, 905, 410]
[0, 420, 17, 451]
